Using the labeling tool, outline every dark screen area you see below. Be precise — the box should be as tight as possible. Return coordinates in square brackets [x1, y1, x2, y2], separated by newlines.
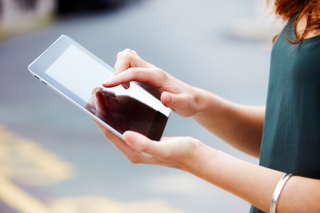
[85, 88, 158, 136]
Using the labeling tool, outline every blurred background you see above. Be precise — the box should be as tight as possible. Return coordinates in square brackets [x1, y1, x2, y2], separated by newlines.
[0, 0, 279, 212]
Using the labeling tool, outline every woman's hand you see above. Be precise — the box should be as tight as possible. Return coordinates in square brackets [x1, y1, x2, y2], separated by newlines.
[94, 121, 205, 172]
[102, 49, 201, 118]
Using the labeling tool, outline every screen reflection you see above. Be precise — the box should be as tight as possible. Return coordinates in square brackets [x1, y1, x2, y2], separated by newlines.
[85, 88, 158, 135]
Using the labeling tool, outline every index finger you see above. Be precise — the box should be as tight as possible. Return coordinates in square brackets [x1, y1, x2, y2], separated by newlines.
[114, 51, 154, 75]
[102, 68, 166, 89]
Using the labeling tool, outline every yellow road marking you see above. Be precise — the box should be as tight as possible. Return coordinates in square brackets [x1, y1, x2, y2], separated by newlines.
[48, 196, 187, 213]
[0, 174, 51, 213]
[0, 125, 74, 185]
[0, 125, 187, 213]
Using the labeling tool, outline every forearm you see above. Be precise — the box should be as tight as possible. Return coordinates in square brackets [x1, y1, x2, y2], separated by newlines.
[190, 144, 320, 212]
[191, 88, 265, 158]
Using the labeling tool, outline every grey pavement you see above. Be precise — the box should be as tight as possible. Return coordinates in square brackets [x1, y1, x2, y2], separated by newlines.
[0, 0, 271, 212]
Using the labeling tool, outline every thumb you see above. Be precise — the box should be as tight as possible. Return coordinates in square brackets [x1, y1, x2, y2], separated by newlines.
[161, 92, 185, 109]
[123, 131, 163, 157]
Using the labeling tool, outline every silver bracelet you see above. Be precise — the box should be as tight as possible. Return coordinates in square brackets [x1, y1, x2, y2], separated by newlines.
[270, 173, 292, 213]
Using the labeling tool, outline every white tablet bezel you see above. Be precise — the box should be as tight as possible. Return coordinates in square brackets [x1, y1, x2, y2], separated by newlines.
[28, 35, 170, 140]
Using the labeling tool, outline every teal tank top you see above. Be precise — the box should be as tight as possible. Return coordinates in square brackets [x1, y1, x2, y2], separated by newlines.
[250, 16, 320, 213]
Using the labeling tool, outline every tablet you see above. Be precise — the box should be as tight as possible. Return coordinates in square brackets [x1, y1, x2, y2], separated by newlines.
[28, 35, 171, 141]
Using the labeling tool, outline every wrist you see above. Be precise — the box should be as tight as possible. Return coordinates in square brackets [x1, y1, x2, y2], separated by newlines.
[191, 88, 219, 117]
[190, 87, 208, 116]
[192, 88, 230, 121]
[184, 139, 219, 175]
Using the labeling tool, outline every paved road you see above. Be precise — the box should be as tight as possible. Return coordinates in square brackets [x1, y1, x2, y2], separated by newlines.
[0, 0, 272, 212]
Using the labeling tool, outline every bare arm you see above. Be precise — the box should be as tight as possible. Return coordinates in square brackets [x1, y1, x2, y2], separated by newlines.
[94, 123, 320, 213]
[94, 49, 320, 212]
[103, 49, 265, 157]
[190, 143, 320, 213]
[192, 88, 265, 158]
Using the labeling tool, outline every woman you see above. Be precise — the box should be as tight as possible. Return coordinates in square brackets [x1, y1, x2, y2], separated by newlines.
[93, 0, 320, 212]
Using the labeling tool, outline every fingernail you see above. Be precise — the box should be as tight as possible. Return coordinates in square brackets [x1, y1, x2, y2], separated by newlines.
[122, 83, 129, 89]
[125, 132, 135, 143]
[108, 97, 118, 105]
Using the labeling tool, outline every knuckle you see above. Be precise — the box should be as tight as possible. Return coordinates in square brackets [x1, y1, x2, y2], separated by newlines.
[131, 68, 138, 73]
[123, 49, 138, 55]
[188, 137, 201, 149]
[139, 141, 149, 153]
[123, 48, 132, 52]
[161, 151, 171, 161]
[122, 51, 132, 59]
[117, 51, 123, 57]
[155, 68, 167, 80]
[129, 68, 140, 76]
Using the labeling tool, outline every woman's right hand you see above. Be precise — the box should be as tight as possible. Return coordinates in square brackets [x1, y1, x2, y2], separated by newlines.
[102, 49, 201, 118]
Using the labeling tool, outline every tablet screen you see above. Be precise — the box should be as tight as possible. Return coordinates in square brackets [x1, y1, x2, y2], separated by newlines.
[30, 37, 170, 140]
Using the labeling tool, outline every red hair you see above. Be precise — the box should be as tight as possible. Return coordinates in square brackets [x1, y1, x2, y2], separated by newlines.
[269, 0, 320, 43]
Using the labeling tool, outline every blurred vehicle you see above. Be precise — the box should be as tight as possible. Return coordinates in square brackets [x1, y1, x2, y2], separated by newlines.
[58, 0, 131, 14]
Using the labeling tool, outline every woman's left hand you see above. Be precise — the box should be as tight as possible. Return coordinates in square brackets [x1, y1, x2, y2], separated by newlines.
[94, 121, 205, 172]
